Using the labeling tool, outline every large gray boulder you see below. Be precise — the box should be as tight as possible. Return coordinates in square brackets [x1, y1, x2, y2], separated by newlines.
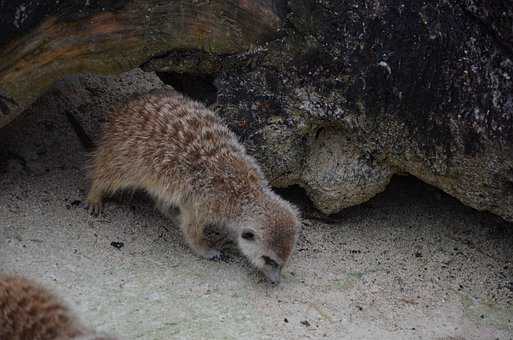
[213, 0, 513, 220]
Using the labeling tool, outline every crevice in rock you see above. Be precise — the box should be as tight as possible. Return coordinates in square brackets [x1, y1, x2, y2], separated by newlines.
[273, 185, 330, 221]
[156, 71, 218, 106]
[273, 175, 484, 224]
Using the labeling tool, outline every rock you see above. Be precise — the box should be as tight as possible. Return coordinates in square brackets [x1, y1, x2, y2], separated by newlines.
[215, 0, 513, 221]
[4, 0, 513, 223]
[302, 128, 394, 213]
[35, 69, 166, 131]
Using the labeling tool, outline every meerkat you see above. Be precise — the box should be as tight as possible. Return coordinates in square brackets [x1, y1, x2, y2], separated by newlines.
[81, 87, 300, 283]
[0, 275, 117, 340]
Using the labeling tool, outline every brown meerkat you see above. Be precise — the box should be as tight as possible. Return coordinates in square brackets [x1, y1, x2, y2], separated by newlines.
[82, 87, 300, 283]
[0, 275, 117, 340]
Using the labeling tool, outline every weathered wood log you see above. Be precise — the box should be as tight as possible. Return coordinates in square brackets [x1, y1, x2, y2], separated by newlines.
[0, 0, 285, 127]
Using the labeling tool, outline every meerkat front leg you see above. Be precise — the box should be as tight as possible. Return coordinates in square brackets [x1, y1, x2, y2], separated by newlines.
[180, 213, 221, 260]
[155, 197, 181, 224]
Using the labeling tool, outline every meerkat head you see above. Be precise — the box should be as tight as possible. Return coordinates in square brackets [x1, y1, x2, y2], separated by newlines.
[236, 190, 300, 284]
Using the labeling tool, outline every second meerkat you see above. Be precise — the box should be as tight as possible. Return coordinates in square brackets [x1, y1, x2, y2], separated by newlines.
[85, 88, 299, 283]
[0, 275, 117, 340]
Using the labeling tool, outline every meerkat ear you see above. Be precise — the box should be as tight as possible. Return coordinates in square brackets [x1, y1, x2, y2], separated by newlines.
[241, 229, 256, 241]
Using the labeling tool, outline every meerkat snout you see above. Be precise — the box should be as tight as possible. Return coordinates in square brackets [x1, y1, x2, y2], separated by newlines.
[260, 255, 283, 284]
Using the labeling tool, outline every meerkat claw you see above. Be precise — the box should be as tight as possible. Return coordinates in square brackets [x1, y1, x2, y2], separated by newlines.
[87, 202, 103, 217]
[205, 249, 223, 261]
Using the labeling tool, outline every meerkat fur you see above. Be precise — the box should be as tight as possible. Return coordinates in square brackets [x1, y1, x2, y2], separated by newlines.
[0, 275, 117, 340]
[85, 88, 300, 283]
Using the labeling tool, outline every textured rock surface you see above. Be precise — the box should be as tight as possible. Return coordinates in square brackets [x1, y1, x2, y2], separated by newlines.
[302, 128, 394, 213]
[36, 69, 166, 131]
[215, 0, 513, 220]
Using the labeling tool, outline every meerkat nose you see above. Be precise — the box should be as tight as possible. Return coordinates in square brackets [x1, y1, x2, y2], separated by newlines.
[265, 267, 281, 285]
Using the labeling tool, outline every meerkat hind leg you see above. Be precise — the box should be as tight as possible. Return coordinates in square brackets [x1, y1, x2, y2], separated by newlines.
[86, 183, 105, 216]
[86, 177, 124, 216]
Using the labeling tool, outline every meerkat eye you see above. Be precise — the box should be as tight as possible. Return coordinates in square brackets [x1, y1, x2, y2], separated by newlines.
[262, 256, 279, 268]
[241, 230, 255, 241]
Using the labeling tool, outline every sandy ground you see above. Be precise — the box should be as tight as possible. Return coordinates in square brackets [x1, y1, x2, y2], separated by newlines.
[1, 94, 513, 340]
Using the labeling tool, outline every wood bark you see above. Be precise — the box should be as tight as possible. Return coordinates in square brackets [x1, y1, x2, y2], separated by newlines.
[0, 0, 285, 127]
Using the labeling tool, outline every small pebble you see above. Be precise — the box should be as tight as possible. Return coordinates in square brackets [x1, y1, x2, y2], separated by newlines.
[111, 241, 124, 249]
[300, 320, 311, 327]
[70, 200, 81, 207]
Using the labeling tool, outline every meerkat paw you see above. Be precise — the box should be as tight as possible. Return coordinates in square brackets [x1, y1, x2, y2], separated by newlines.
[183, 223, 226, 261]
[205, 249, 225, 261]
[191, 245, 224, 261]
[86, 201, 103, 216]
